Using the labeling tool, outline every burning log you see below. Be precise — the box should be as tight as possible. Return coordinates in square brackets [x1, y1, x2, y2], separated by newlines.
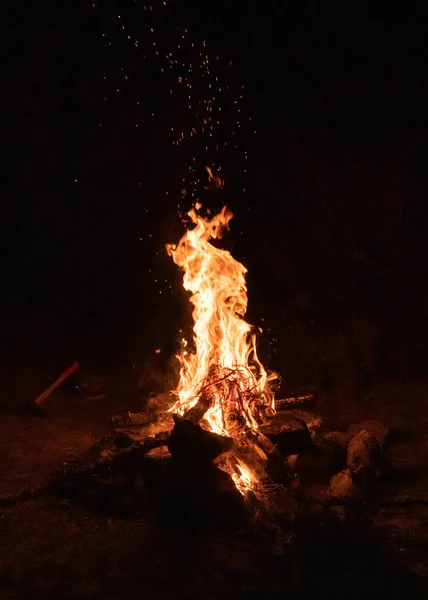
[167, 382, 233, 464]
[180, 388, 215, 425]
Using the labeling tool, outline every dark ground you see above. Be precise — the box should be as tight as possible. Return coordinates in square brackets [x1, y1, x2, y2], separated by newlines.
[2, 1, 428, 598]
[0, 374, 428, 600]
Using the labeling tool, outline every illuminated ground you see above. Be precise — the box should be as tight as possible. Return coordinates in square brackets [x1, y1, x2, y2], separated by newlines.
[1, 361, 427, 600]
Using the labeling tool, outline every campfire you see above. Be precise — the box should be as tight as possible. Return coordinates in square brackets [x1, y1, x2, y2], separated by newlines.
[15, 202, 391, 526]
[165, 203, 277, 495]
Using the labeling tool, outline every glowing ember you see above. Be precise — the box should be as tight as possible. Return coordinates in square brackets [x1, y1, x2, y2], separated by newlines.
[167, 203, 276, 493]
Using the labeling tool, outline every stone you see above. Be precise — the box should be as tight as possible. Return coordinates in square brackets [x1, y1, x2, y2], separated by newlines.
[322, 430, 353, 451]
[348, 420, 389, 445]
[286, 445, 346, 483]
[347, 430, 384, 484]
[309, 430, 352, 475]
[329, 469, 361, 500]
[260, 414, 312, 455]
[304, 415, 329, 437]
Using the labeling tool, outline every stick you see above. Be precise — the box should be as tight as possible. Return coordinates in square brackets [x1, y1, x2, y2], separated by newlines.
[34, 361, 79, 406]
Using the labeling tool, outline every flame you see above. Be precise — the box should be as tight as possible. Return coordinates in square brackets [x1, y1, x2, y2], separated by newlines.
[231, 460, 258, 494]
[166, 205, 275, 467]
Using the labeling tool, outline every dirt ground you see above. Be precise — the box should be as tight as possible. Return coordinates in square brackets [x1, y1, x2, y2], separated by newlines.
[1, 369, 428, 600]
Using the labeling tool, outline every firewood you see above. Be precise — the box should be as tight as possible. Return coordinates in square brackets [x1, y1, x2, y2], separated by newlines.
[168, 415, 233, 464]
[181, 389, 215, 425]
[275, 395, 315, 411]
[52, 430, 170, 497]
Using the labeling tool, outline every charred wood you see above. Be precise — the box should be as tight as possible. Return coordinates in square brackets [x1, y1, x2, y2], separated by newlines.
[168, 415, 233, 464]
[275, 395, 315, 411]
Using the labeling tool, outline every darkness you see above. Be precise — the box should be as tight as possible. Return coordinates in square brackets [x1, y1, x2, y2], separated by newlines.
[2, 3, 428, 599]
[3, 1, 428, 384]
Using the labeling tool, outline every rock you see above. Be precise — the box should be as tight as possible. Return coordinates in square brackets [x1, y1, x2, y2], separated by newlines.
[322, 431, 353, 451]
[310, 430, 352, 475]
[284, 410, 331, 446]
[286, 446, 345, 483]
[348, 420, 389, 445]
[304, 415, 329, 437]
[260, 414, 312, 455]
[329, 469, 361, 500]
[347, 430, 384, 484]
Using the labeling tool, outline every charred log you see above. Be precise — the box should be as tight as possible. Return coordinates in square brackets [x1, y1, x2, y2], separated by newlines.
[168, 415, 233, 464]
[275, 395, 315, 411]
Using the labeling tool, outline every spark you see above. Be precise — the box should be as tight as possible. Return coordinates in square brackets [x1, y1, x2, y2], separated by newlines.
[91, 0, 251, 199]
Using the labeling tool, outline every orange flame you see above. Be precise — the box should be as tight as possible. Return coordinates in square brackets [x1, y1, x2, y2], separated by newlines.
[231, 460, 258, 494]
[166, 205, 274, 449]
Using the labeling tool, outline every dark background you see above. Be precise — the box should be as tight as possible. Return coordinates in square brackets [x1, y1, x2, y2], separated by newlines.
[3, 1, 428, 396]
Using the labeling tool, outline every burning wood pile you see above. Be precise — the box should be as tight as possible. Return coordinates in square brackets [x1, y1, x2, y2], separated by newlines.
[74, 203, 289, 513]
[45, 206, 389, 520]
[3, 205, 390, 521]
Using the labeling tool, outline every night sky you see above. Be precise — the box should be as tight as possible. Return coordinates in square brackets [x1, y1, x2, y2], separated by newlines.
[3, 1, 428, 380]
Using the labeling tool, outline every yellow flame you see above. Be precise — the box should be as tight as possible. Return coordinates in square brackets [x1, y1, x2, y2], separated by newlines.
[166, 205, 274, 441]
[231, 461, 258, 494]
